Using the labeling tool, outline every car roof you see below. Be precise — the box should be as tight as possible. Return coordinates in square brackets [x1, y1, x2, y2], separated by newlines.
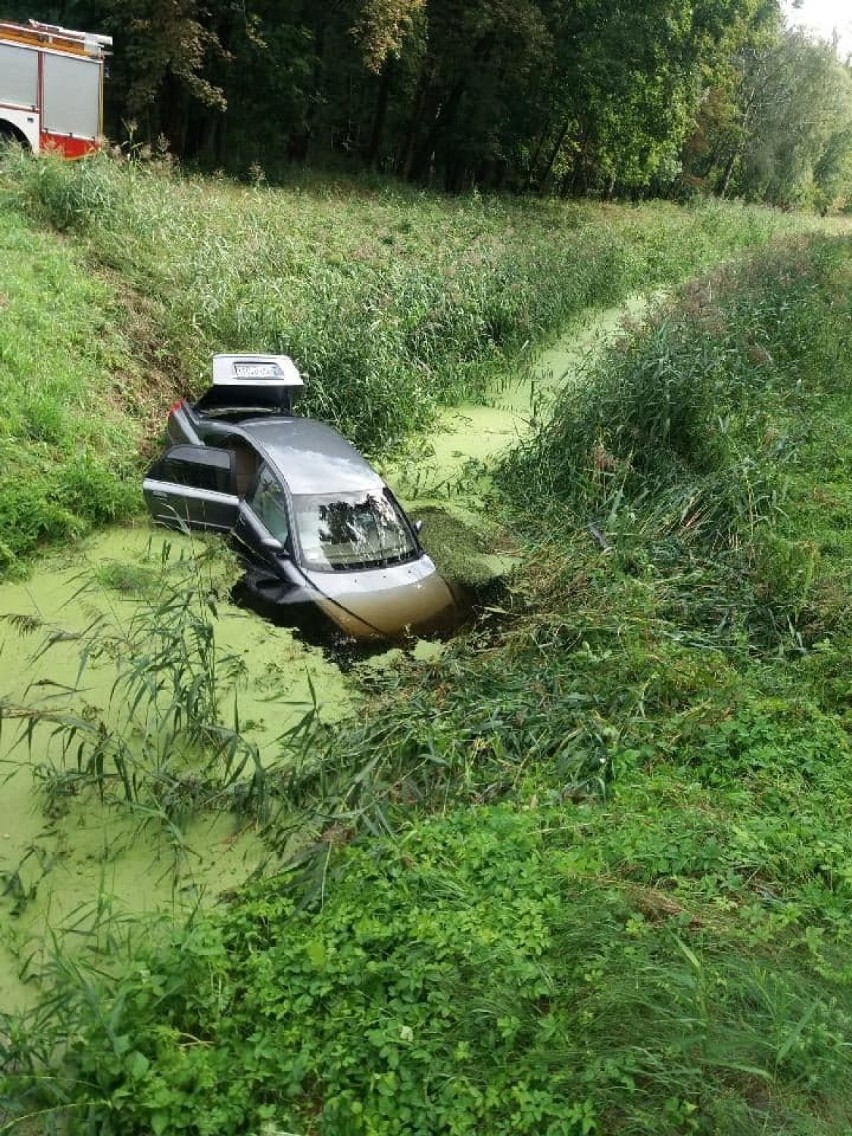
[239, 417, 385, 495]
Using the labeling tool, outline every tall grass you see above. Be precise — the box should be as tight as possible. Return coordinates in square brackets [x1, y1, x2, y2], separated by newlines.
[4, 150, 823, 459]
[0, 148, 831, 575]
[502, 235, 852, 644]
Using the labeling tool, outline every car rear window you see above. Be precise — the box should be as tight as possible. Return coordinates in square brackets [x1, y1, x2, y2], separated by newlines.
[194, 384, 299, 419]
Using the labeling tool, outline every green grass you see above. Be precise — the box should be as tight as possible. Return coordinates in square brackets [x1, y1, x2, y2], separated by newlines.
[0, 207, 142, 571]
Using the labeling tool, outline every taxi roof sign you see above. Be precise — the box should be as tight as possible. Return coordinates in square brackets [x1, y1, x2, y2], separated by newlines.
[212, 353, 303, 387]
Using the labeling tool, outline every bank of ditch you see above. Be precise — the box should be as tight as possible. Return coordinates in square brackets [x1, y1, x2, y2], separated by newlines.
[5, 231, 852, 1136]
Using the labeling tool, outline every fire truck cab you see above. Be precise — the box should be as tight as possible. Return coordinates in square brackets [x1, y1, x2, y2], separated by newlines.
[0, 19, 111, 157]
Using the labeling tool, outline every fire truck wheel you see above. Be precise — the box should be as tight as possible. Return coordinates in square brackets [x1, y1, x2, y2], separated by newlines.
[0, 123, 31, 150]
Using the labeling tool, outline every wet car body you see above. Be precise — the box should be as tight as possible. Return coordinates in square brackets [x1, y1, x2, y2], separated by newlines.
[143, 355, 458, 641]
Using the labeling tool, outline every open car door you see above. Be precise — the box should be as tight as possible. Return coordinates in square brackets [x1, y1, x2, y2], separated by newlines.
[143, 445, 240, 533]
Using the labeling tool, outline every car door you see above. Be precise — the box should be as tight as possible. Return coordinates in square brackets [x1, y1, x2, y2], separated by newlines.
[143, 445, 240, 533]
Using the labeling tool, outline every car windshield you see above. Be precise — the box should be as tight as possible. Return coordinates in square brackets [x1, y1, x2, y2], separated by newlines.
[292, 490, 417, 571]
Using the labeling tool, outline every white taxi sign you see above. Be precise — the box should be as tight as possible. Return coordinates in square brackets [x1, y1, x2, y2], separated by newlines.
[212, 353, 303, 387]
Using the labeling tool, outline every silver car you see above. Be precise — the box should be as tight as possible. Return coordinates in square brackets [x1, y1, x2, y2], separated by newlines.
[142, 354, 458, 641]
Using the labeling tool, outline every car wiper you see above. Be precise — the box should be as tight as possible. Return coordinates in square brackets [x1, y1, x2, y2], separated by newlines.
[329, 558, 373, 571]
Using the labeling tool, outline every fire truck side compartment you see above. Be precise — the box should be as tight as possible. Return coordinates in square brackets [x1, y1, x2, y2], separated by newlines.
[42, 52, 101, 138]
[0, 42, 38, 109]
[1, 20, 110, 151]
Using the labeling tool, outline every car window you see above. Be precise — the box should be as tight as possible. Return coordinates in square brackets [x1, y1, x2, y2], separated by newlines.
[248, 465, 291, 544]
[292, 490, 417, 571]
[158, 451, 233, 494]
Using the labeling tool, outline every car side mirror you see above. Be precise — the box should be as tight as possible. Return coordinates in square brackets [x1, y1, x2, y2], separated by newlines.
[413, 519, 424, 535]
[261, 536, 288, 556]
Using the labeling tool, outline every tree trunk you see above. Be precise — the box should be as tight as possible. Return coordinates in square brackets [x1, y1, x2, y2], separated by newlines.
[410, 63, 474, 184]
[719, 147, 740, 197]
[367, 58, 394, 167]
[303, 15, 328, 161]
[538, 117, 573, 190]
[399, 64, 429, 179]
[525, 112, 554, 189]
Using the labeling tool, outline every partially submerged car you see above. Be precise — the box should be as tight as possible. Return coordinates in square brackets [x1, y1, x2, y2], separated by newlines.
[143, 354, 458, 641]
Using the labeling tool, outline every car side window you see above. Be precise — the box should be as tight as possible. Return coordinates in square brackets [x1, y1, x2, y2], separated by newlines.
[248, 465, 291, 544]
[156, 449, 234, 494]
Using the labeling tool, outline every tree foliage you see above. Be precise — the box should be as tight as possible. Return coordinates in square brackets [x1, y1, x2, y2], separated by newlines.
[351, 0, 425, 72]
[4, 0, 851, 208]
[685, 20, 852, 210]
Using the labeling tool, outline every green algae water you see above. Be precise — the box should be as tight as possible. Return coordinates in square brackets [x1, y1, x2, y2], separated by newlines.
[386, 298, 655, 584]
[0, 298, 653, 1015]
[0, 524, 356, 1013]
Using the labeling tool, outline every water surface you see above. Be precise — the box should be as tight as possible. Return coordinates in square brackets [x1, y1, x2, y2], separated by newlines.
[0, 525, 354, 1011]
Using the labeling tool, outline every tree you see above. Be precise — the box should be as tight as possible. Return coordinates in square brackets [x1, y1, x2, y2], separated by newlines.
[110, 0, 228, 146]
[693, 27, 852, 208]
[11, 0, 847, 210]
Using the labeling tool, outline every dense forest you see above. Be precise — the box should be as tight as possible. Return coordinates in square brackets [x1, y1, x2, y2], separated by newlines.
[3, 0, 852, 207]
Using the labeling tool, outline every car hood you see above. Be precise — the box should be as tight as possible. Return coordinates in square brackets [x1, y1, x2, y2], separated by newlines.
[301, 554, 457, 640]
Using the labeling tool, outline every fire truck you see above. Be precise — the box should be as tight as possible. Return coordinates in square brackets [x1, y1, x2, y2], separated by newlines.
[0, 19, 111, 157]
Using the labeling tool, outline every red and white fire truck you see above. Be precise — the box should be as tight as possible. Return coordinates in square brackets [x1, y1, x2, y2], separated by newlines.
[0, 19, 111, 157]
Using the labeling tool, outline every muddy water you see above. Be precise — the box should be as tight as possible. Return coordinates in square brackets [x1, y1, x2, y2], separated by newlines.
[0, 299, 651, 1014]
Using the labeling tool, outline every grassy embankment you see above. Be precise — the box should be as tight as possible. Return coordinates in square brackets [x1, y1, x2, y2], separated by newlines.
[2, 154, 852, 1133]
[0, 208, 141, 575]
[0, 149, 822, 576]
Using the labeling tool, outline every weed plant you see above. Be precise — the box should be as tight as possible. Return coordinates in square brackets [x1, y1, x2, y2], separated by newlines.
[5, 805, 852, 1134]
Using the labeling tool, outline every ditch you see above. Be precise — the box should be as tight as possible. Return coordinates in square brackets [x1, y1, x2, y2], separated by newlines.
[0, 296, 651, 1016]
